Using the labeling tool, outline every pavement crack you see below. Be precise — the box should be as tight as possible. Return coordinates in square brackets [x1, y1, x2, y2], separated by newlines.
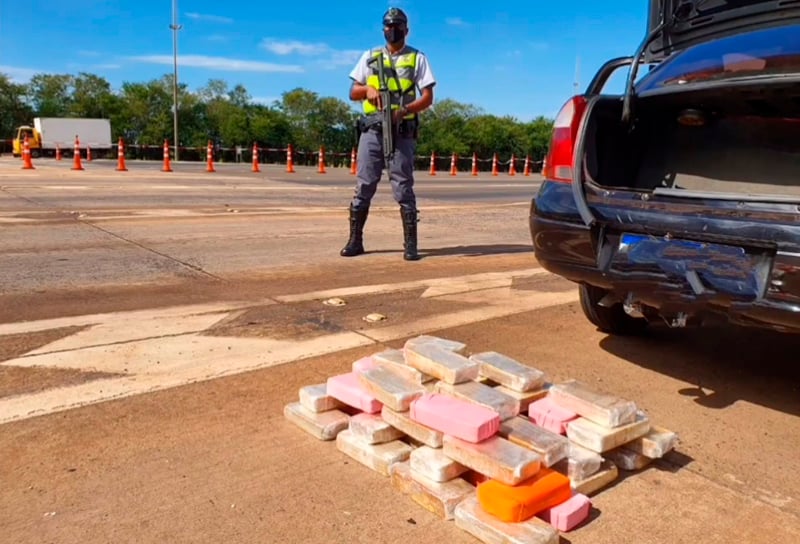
[78, 220, 225, 281]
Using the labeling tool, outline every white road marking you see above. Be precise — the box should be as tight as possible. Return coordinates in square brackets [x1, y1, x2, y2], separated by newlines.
[0, 268, 576, 424]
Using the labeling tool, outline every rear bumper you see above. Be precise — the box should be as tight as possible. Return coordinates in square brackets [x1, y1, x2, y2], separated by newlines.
[530, 181, 800, 332]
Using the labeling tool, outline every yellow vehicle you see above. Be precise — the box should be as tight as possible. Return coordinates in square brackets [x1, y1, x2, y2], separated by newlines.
[12, 117, 112, 157]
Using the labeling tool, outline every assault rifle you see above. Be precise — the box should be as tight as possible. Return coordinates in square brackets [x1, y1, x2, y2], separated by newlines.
[367, 52, 395, 171]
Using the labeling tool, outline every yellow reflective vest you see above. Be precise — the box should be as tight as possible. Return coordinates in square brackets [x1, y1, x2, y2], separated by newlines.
[363, 47, 417, 120]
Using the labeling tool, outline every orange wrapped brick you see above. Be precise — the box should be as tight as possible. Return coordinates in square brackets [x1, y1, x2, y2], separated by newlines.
[476, 467, 572, 522]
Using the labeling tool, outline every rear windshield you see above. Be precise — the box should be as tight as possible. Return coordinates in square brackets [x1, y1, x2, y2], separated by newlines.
[637, 24, 800, 91]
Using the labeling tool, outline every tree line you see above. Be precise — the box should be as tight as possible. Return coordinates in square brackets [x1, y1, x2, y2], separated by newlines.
[0, 72, 554, 164]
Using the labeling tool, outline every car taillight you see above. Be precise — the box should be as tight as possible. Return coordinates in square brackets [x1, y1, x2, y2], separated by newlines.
[542, 96, 588, 183]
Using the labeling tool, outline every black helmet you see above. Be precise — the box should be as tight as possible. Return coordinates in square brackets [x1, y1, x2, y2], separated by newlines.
[383, 7, 408, 26]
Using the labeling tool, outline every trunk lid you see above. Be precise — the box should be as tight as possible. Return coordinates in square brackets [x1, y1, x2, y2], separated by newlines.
[645, 0, 800, 63]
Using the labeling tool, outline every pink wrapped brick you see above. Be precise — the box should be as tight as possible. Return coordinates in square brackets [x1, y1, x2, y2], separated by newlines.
[537, 493, 591, 531]
[528, 396, 579, 435]
[410, 393, 500, 443]
[326, 372, 382, 414]
[352, 356, 377, 373]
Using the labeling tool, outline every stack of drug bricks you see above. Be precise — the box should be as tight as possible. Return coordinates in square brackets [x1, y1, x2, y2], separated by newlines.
[284, 335, 678, 544]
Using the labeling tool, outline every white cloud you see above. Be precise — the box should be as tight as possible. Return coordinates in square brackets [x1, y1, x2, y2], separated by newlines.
[185, 12, 233, 24]
[128, 55, 303, 73]
[93, 63, 122, 70]
[207, 34, 228, 43]
[260, 39, 329, 56]
[325, 49, 362, 67]
[445, 17, 470, 27]
[0, 65, 38, 82]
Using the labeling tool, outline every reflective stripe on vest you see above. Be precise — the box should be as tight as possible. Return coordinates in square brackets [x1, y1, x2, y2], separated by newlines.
[363, 47, 417, 119]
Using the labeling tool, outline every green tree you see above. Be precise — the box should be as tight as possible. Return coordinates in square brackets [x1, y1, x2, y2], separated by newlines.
[28, 74, 74, 117]
[0, 74, 34, 139]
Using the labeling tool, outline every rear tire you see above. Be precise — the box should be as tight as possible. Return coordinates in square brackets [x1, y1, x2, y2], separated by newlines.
[578, 284, 648, 335]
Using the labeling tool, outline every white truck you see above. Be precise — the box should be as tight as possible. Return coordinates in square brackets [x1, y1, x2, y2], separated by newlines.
[12, 118, 113, 157]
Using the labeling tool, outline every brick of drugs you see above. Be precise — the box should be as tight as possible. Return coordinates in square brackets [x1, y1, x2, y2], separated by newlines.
[372, 348, 436, 383]
[284, 402, 349, 441]
[435, 381, 520, 421]
[572, 460, 618, 496]
[358, 366, 427, 412]
[470, 351, 546, 392]
[381, 405, 443, 448]
[455, 495, 559, 544]
[404, 342, 479, 384]
[605, 447, 654, 471]
[553, 443, 603, 482]
[336, 429, 413, 476]
[410, 393, 500, 443]
[499, 416, 569, 467]
[349, 413, 405, 445]
[443, 434, 541, 486]
[549, 380, 638, 428]
[298, 383, 345, 413]
[390, 461, 474, 520]
[351, 356, 377, 373]
[326, 372, 383, 414]
[409, 445, 468, 482]
[624, 425, 678, 458]
[566, 411, 650, 453]
[404, 335, 467, 353]
[537, 493, 591, 532]
[494, 385, 549, 413]
[528, 396, 579, 435]
[476, 467, 572, 523]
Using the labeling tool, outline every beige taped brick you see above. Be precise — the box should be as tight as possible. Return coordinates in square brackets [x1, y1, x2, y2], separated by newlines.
[549, 380, 638, 428]
[566, 411, 650, 453]
[372, 348, 436, 384]
[572, 459, 618, 496]
[381, 406, 443, 448]
[409, 445, 468, 482]
[443, 434, 541, 486]
[455, 495, 559, 544]
[405, 335, 467, 353]
[493, 385, 549, 412]
[284, 402, 349, 441]
[357, 366, 426, 412]
[298, 383, 345, 413]
[625, 425, 678, 458]
[404, 342, 479, 384]
[498, 416, 568, 467]
[553, 443, 603, 481]
[336, 430, 413, 476]
[349, 413, 405, 445]
[470, 351, 546, 392]
[606, 447, 653, 471]
[435, 381, 520, 421]
[390, 461, 474, 520]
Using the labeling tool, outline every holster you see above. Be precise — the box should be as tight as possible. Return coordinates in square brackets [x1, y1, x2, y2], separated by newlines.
[357, 114, 383, 133]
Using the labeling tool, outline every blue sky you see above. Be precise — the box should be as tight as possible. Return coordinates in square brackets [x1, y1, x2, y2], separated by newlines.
[0, 1, 648, 120]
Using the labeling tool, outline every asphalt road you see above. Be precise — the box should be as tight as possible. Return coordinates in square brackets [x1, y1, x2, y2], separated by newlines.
[1, 156, 798, 544]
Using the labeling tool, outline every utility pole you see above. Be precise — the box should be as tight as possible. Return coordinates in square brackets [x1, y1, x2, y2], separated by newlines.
[170, 0, 182, 161]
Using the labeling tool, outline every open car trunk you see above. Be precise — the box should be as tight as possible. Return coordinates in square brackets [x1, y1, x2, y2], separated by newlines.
[583, 83, 800, 199]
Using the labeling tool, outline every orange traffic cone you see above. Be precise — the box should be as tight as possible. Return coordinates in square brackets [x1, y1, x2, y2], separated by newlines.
[206, 141, 216, 173]
[523, 155, 531, 176]
[285, 144, 295, 173]
[87, 146, 92, 162]
[509, 154, 516, 176]
[471, 152, 478, 176]
[115, 138, 128, 171]
[21, 135, 35, 170]
[252, 142, 260, 173]
[71, 137, 84, 171]
[317, 146, 326, 174]
[491, 153, 499, 176]
[162, 140, 172, 172]
[449, 153, 457, 176]
[350, 147, 357, 175]
[56, 144, 62, 161]
[429, 152, 436, 175]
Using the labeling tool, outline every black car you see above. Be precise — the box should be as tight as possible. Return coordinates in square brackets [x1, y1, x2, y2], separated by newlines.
[530, 0, 800, 334]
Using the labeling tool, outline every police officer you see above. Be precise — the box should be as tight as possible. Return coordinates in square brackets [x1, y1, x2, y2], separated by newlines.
[341, 7, 436, 261]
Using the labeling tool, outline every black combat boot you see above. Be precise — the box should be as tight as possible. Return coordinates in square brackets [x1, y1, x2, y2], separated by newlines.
[340, 205, 369, 257]
[400, 207, 421, 261]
